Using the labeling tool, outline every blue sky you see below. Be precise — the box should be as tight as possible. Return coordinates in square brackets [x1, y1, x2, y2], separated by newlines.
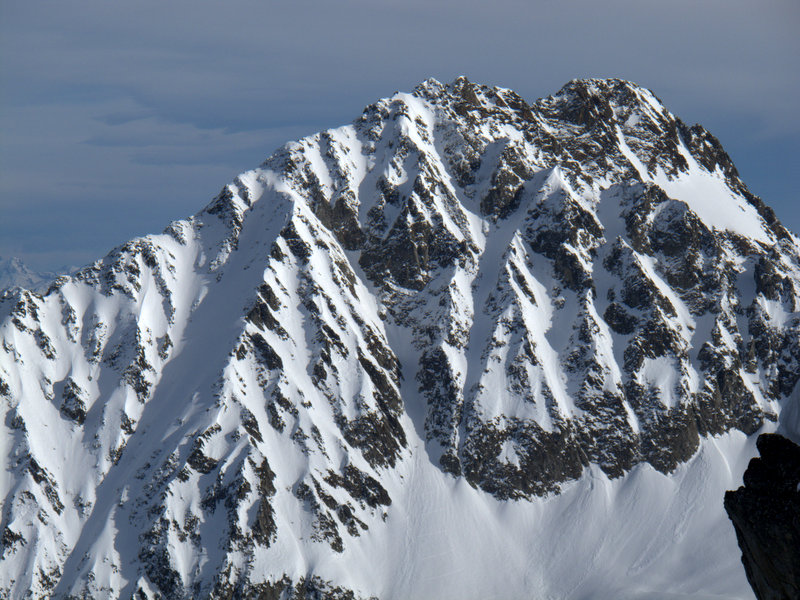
[1, 0, 798, 271]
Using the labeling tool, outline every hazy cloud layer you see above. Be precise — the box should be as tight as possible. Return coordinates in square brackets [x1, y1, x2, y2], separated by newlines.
[1, 0, 798, 270]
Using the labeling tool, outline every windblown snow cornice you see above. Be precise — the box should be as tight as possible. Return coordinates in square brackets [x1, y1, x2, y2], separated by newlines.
[1, 77, 798, 599]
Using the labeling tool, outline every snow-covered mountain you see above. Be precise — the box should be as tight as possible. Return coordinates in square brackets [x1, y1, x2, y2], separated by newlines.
[1, 77, 798, 599]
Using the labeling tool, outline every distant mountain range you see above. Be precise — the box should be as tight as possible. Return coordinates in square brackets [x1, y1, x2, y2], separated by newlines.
[0, 257, 62, 293]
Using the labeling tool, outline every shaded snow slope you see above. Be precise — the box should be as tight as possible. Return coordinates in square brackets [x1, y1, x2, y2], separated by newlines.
[1, 77, 799, 599]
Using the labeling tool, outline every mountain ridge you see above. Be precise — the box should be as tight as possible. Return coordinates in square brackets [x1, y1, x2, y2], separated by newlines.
[1, 76, 798, 599]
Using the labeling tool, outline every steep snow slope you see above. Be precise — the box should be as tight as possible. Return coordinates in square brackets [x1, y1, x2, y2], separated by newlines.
[1, 77, 799, 599]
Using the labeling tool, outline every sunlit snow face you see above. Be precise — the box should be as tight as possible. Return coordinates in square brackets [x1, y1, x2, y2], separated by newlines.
[2, 33, 799, 596]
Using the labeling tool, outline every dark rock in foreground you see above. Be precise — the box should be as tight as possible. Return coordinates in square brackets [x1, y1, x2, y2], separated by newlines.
[724, 433, 800, 600]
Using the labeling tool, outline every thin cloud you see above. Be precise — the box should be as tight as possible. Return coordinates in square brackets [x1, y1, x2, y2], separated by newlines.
[1, 0, 798, 270]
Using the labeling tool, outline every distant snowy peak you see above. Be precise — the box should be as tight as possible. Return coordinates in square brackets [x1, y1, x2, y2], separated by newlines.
[0, 256, 64, 293]
[1, 77, 799, 600]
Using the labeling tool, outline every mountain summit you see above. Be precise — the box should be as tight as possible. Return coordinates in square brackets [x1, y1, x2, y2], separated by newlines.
[1, 77, 798, 599]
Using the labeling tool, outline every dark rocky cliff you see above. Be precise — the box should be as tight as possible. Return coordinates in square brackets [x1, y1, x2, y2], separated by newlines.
[725, 433, 800, 600]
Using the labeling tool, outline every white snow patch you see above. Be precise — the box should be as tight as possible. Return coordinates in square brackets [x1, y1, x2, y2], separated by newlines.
[616, 127, 771, 244]
[639, 356, 680, 408]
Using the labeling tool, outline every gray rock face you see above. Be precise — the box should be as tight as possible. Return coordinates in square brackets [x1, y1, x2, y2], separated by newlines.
[725, 433, 800, 600]
[1, 76, 799, 598]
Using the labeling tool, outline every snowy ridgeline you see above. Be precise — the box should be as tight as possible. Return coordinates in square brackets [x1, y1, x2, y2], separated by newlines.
[1, 77, 799, 599]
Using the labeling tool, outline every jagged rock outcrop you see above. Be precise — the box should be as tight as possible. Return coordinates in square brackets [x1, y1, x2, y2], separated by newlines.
[1, 76, 798, 599]
[725, 433, 800, 600]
